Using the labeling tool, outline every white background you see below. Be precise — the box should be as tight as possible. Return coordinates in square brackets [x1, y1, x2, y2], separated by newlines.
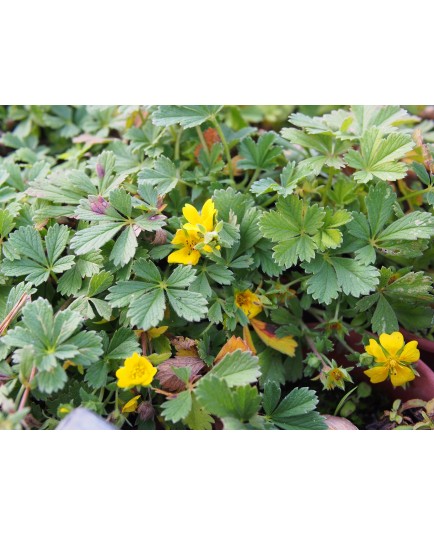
[1, 1, 433, 535]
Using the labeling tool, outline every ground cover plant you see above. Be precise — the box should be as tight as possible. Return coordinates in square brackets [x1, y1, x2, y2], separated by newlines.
[0, 104, 433, 430]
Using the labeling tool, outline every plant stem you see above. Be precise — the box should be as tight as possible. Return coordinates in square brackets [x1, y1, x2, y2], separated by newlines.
[261, 193, 279, 208]
[245, 168, 261, 192]
[195, 126, 210, 157]
[398, 186, 431, 202]
[174, 127, 183, 161]
[322, 168, 334, 204]
[334, 385, 358, 416]
[211, 117, 235, 186]
[18, 365, 37, 412]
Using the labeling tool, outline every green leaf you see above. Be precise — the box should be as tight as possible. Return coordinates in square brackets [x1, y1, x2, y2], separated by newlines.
[371, 294, 399, 334]
[70, 221, 124, 255]
[84, 360, 109, 389]
[127, 288, 166, 330]
[105, 328, 140, 360]
[109, 226, 138, 267]
[262, 381, 281, 415]
[271, 387, 318, 419]
[260, 196, 325, 267]
[365, 181, 396, 237]
[109, 189, 132, 217]
[45, 224, 70, 265]
[183, 393, 214, 430]
[1, 225, 74, 286]
[238, 132, 281, 170]
[138, 156, 179, 195]
[161, 390, 192, 423]
[195, 376, 261, 422]
[344, 128, 414, 183]
[3, 298, 103, 394]
[265, 386, 327, 430]
[152, 105, 223, 128]
[209, 350, 260, 387]
[377, 211, 434, 242]
[166, 264, 197, 288]
[166, 288, 208, 322]
[303, 255, 380, 305]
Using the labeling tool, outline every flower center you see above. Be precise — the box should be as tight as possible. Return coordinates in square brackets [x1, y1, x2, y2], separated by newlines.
[130, 363, 148, 380]
[331, 369, 343, 381]
[388, 359, 397, 375]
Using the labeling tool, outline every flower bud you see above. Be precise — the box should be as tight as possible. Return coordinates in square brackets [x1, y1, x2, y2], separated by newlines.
[152, 228, 168, 245]
[138, 401, 155, 422]
[90, 196, 110, 215]
[96, 162, 105, 179]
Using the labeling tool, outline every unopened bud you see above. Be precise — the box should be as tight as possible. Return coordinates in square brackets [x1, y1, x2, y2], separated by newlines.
[138, 401, 155, 422]
[96, 163, 105, 179]
[152, 228, 168, 245]
[90, 196, 110, 215]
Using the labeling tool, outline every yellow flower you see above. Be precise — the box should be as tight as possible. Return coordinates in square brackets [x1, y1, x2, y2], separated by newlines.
[122, 395, 141, 413]
[182, 199, 217, 234]
[235, 290, 263, 319]
[116, 353, 158, 389]
[167, 228, 202, 265]
[168, 199, 219, 265]
[364, 332, 419, 387]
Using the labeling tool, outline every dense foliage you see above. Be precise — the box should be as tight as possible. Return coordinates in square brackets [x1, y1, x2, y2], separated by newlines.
[0, 105, 433, 429]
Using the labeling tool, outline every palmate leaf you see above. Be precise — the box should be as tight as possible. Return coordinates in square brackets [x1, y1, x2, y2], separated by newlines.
[250, 161, 307, 197]
[1, 224, 75, 286]
[208, 350, 260, 387]
[347, 182, 434, 260]
[263, 383, 327, 430]
[195, 376, 261, 423]
[138, 156, 179, 195]
[152, 105, 223, 128]
[303, 255, 380, 305]
[161, 390, 192, 424]
[260, 196, 326, 268]
[107, 260, 207, 330]
[238, 132, 281, 170]
[2, 298, 103, 394]
[356, 267, 434, 333]
[344, 127, 414, 183]
[183, 393, 214, 430]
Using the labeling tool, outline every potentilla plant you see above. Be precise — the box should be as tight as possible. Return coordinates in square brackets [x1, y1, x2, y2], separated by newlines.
[0, 104, 433, 430]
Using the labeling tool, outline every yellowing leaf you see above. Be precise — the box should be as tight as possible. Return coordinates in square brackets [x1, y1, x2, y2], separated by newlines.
[250, 318, 297, 357]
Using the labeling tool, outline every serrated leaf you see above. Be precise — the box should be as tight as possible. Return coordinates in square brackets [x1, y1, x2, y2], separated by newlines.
[84, 360, 109, 389]
[138, 156, 179, 195]
[260, 196, 325, 268]
[209, 350, 260, 387]
[127, 288, 166, 330]
[70, 221, 124, 255]
[344, 128, 414, 183]
[183, 393, 214, 430]
[195, 376, 261, 422]
[238, 132, 281, 170]
[152, 105, 223, 128]
[105, 328, 140, 360]
[166, 288, 208, 322]
[161, 390, 192, 423]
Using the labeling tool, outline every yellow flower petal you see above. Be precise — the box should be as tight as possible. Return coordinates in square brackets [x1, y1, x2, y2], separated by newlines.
[168, 247, 201, 265]
[200, 199, 216, 231]
[364, 365, 389, 384]
[390, 363, 415, 387]
[171, 229, 188, 245]
[182, 204, 201, 225]
[379, 332, 404, 356]
[399, 340, 420, 364]
[364, 339, 387, 362]
[122, 395, 141, 413]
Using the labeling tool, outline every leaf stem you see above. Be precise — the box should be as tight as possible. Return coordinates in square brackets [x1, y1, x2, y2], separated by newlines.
[398, 186, 431, 202]
[211, 117, 235, 186]
[261, 193, 279, 208]
[195, 126, 210, 157]
[322, 168, 334, 204]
